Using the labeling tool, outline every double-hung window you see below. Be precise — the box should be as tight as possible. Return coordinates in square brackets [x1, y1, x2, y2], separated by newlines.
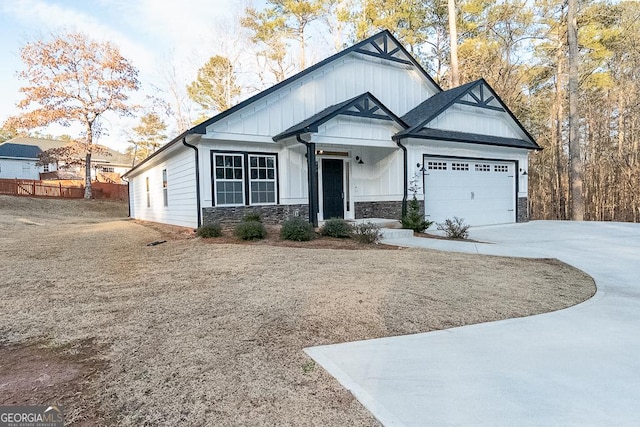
[213, 152, 278, 206]
[214, 154, 244, 205]
[249, 155, 276, 204]
[146, 177, 150, 207]
[162, 169, 168, 207]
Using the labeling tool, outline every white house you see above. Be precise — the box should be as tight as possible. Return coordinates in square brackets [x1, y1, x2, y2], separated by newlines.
[0, 137, 133, 183]
[124, 30, 540, 229]
[0, 137, 61, 180]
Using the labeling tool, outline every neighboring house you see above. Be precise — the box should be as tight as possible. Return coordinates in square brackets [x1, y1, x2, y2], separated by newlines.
[0, 137, 132, 183]
[89, 149, 133, 183]
[124, 30, 541, 229]
[0, 137, 62, 180]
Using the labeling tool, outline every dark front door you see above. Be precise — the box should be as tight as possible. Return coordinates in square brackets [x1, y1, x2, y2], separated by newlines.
[322, 159, 344, 219]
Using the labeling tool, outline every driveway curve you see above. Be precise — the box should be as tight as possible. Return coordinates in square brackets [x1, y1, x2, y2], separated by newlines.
[305, 221, 640, 426]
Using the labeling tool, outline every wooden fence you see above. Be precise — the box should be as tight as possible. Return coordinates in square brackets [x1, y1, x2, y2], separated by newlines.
[0, 179, 128, 201]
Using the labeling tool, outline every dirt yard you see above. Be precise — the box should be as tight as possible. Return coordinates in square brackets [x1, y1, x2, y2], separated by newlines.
[0, 196, 596, 426]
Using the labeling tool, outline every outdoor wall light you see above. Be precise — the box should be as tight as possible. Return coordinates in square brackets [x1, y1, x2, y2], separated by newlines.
[417, 162, 426, 172]
[520, 168, 528, 176]
[355, 156, 364, 164]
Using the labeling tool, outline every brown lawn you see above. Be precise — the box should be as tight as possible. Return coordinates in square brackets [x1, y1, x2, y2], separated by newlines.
[0, 195, 596, 426]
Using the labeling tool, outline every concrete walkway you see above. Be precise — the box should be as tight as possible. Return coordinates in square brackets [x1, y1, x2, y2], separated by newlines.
[305, 221, 640, 426]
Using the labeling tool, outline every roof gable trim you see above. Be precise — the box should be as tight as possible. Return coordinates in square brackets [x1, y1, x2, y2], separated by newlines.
[398, 78, 540, 149]
[273, 92, 407, 141]
[125, 29, 442, 176]
[191, 30, 440, 137]
[353, 32, 414, 65]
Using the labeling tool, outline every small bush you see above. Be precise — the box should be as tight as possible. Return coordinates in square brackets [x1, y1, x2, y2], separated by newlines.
[280, 217, 315, 241]
[234, 221, 267, 240]
[401, 196, 433, 233]
[320, 218, 353, 238]
[196, 223, 223, 238]
[243, 212, 262, 222]
[437, 216, 470, 239]
[352, 222, 382, 244]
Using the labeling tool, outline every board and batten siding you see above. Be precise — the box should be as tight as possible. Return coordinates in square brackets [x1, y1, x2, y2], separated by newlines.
[315, 116, 403, 147]
[207, 53, 437, 139]
[350, 149, 404, 203]
[428, 104, 527, 140]
[129, 146, 197, 228]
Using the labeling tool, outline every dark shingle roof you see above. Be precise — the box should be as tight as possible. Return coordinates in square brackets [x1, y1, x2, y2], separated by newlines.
[0, 143, 43, 159]
[400, 80, 478, 128]
[273, 92, 407, 141]
[274, 96, 360, 141]
[395, 79, 541, 150]
[0, 137, 68, 159]
[0, 137, 133, 164]
[401, 128, 541, 150]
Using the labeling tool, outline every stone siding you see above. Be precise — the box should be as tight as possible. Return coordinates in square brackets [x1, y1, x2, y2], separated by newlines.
[202, 204, 309, 226]
[355, 201, 406, 220]
[517, 197, 529, 223]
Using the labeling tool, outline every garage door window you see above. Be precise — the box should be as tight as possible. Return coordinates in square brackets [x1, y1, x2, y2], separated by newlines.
[494, 165, 509, 172]
[475, 164, 490, 172]
[452, 162, 469, 171]
[428, 161, 447, 170]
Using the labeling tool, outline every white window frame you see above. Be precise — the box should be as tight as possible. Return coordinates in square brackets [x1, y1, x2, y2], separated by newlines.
[248, 154, 277, 206]
[145, 176, 150, 207]
[214, 153, 245, 206]
[162, 168, 168, 207]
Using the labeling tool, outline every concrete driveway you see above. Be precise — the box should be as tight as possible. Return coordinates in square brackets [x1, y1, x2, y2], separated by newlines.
[305, 221, 640, 426]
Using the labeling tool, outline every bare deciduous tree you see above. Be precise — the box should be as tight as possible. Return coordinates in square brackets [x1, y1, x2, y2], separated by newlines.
[6, 32, 139, 198]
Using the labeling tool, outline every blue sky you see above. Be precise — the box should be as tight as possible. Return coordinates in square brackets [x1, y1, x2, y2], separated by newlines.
[0, 0, 256, 151]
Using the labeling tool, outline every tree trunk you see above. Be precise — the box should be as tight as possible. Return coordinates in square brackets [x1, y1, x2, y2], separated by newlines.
[84, 123, 93, 199]
[84, 152, 92, 199]
[567, 0, 584, 220]
[447, 0, 460, 88]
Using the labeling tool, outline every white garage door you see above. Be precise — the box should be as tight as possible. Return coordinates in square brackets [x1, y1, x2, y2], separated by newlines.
[423, 157, 516, 226]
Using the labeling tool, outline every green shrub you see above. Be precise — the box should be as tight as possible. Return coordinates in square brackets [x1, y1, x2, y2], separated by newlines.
[352, 222, 382, 244]
[437, 217, 470, 239]
[280, 217, 315, 241]
[401, 196, 433, 233]
[320, 218, 353, 238]
[196, 223, 223, 238]
[234, 221, 267, 240]
[243, 211, 262, 222]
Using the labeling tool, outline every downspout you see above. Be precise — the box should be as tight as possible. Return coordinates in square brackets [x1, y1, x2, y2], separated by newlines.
[296, 134, 318, 227]
[182, 137, 202, 228]
[395, 138, 408, 218]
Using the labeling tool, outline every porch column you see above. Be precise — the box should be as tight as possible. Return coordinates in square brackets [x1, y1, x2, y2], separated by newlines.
[306, 142, 319, 227]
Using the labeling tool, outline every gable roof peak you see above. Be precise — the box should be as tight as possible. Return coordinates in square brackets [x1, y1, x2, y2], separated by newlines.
[126, 29, 441, 175]
[396, 78, 541, 150]
[273, 91, 407, 141]
[191, 29, 440, 136]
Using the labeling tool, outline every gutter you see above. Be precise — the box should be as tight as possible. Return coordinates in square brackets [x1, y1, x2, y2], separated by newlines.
[182, 137, 202, 228]
[395, 138, 408, 218]
[296, 134, 318, 227]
